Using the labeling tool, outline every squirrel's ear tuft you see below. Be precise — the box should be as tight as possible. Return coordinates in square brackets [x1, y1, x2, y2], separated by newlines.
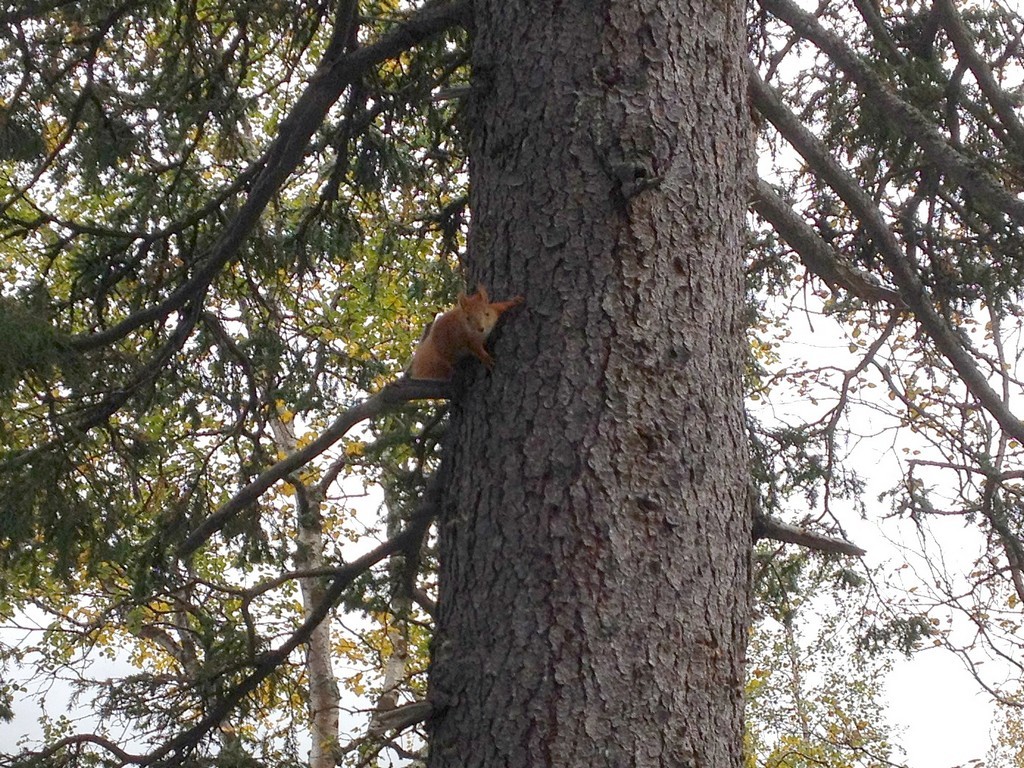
[476, 284, 489, 303]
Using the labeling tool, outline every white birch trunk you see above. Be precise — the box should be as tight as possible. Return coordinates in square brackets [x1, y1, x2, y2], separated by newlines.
[270, 416, 341, 768]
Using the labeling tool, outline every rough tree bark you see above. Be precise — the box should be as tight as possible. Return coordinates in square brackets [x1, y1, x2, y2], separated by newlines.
[427, 1, 752, 766]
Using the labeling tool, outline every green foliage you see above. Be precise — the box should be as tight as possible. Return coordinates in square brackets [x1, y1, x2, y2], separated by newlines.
[857, 615, 933, 656]
[0, 295, 67, 395]
[0, 0, 468, 762]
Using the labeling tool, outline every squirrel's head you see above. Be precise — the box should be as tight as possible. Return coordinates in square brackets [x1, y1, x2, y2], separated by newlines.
[459, 287, 500, 336]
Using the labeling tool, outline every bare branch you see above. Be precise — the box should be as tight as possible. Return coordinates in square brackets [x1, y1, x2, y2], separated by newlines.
[10, 733, 148, 767]
[754, 514, 867, 557]
[369, 699, 433, 733]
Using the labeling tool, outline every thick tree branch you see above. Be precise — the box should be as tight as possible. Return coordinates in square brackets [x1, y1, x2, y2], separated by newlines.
[748, 65, 1024, 445]
[751, 178, 905, 307]
[368, 700, 433, 733]
[758, 0, 1024, 228]
[754, 514, 866, 557]
[176, 377, 450, 558]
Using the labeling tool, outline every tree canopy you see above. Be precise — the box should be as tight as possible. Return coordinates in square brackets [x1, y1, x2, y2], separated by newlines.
[1, 0, 1023, 766]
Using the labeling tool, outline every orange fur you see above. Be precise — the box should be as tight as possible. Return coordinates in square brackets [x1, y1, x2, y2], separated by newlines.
[407, 285, 524, 381]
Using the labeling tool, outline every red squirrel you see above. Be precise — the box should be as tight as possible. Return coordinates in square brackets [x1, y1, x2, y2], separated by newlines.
[407, 285, 524, 380]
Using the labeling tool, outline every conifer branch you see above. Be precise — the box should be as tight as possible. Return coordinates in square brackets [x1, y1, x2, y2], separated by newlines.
[748, 65, 1024, 446]
[933, 0, 1024, 152]
[68, 0, 470, 353]
[176, 377, 450, 558]
[758, 0, 1024, 228]
[750, 178, 905, 307]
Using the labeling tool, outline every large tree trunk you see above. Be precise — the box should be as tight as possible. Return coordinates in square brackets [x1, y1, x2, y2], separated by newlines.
[427, 1, 752, 766]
